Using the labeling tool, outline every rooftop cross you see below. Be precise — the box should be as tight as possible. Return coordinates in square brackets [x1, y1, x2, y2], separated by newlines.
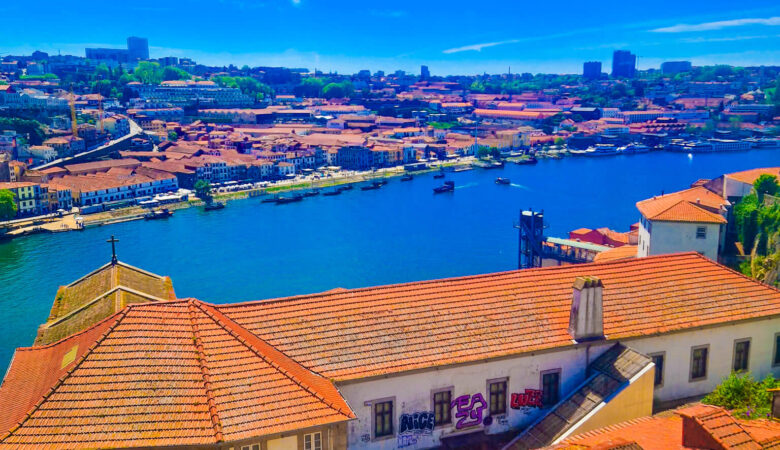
[107, 235, 119, 265]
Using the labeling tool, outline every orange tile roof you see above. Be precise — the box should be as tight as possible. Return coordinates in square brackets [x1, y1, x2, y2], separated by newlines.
[636, 186, 728, 224]
[593, 245, 638, 262]
[725, 167, 780, 185]
[676, 405, 761, 449]
[219, 253, 780, 381]
[0, 300, 354, 449]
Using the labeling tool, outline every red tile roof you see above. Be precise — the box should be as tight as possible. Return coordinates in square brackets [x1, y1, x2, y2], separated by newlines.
[0, 299, 354, 449]
[725, 167, 780, 185]
[219, 253, 780, 381]
[636, 186, 728, 224]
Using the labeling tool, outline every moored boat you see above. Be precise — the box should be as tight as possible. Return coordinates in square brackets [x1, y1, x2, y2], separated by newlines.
[274, 195, 304, 204]
[144, 209, 173, 220]
[495, 177, 511, 185]
[323, 189, 342, 196]
[204, 202, 225, 211]
[400, 174, 413, 181]
[433, 181, 455, 194]
[433, 172, 445, 179]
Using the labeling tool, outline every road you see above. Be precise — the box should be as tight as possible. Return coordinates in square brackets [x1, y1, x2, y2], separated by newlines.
[36, 119, 145, 170]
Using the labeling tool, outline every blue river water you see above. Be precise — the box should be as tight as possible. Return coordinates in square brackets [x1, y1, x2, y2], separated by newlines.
[0, 150, 778, 373]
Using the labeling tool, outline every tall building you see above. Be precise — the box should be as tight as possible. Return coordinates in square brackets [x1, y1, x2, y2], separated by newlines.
[661, 60, 692, 75]
[583, 61, 602, 80]
[421, 65, 430, 80]
[611, 50, 636, 78]
[127, 36, 149, 60]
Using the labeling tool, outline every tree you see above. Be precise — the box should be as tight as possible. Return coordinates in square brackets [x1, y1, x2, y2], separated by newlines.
[211, 76, 272, 102]
[168, 131, 178, 141]
[194, 180, 213, 204]
[322, 81, 354, 99]
[293, 77, 325, 97]
[162, 66, 191, 81]
[754, 174, 779, 203]
[133, 62, 164, 84]
[0, 189, 16, 221]
[703, 372, 779, 419]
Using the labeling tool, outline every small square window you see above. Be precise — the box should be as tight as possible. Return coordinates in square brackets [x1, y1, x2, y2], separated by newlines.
[541, 370, 561, 407]
[488, 380, 507, 415]
[696, 227, 706, 239]
[733, 339, 750, 372]
[374, 400, 394, 438]
[432, 389, 452, 425]
[773, 334, 780, 367]
[690, 345, 709, 381]
[650, 353, 665, 387]
[304, 432, 322, 450]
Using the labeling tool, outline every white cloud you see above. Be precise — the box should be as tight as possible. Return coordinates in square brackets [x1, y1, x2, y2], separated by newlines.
[680, 34, 778, 43]
[651, 16, 780, 33]
[442, 40, 520, 54]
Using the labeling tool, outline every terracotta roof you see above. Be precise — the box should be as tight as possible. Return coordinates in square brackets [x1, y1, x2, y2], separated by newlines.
[676, 405, 761, 449]
[636, 186, 728, 224]
[0, 299, 354, 449]
[593, 245, 638, 262]
[725, 167, 780, 185]
[219, 253, 780, 381]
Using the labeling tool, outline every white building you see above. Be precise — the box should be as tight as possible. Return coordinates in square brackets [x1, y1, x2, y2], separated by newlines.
[636, 186, 729, 261]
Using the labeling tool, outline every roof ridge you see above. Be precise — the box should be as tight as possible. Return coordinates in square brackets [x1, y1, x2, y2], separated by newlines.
[0, 309, 128, 443]
[186, 300, 224, 443]
[192, 301, 354, 419]
[694, 407, 759, 447]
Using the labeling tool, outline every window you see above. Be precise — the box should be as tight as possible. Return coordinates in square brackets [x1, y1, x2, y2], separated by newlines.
[488, 379, 507, 415]
[690, 345, 709, 381]
[541, 370, 561, 407]
[374, 400, 394, 438]
[240, 445, 259, 450]
[432, 389, 452, 426]
[304, 432, 322, 450]
[733, 339, 750, 372]
[774, 333, 780, 367]
[696, 226, 706, 239]
[650, 353, 665, 387]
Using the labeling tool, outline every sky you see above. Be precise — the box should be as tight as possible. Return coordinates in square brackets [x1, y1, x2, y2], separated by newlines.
[2, 0, 780, 75]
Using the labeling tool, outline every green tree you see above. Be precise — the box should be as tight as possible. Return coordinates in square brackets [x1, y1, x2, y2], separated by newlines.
[168, 131, 178, 141]
[754, 174, 779, 203]
[133, 62, 164, 84]
[294, 77, 325, 97]
[0, 189, 17, 221]
[211, 76, 272, 102]
[703, 372, 779, 419]
[162, 66, 191, 81]
[322, 81, 354, 99]
[194, 180, 213, 204]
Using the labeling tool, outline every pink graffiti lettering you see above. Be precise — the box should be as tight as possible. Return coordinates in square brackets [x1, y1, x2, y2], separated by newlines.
[510, 389, 543, 409]
[451, 393, 488, 429]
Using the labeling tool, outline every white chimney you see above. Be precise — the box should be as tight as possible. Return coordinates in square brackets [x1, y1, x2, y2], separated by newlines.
[568, 276, 604, 341]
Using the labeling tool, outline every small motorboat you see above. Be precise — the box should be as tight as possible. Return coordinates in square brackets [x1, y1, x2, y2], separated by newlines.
[302, 190, 320, 197]
[361, 182, 382, 191]
[377, 179, 389, 186]
[204, 202, 225, 211]
[495, 177, 511, 185]
[515, 156, 538, 165]
[261, 196, 279, 203]
[144, 208, 173, 220]
[400, 174, 413, 182]
[433, 172, 445, 179]
[339, 184, 354, 191]
[323, 189, 342, 196]
[433, 181, 455, 194]
[274, 195, 304, 204]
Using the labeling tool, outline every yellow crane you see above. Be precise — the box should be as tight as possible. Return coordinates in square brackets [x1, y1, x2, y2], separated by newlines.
[97, 94, 104, 134]
[69, 88, 78, 138]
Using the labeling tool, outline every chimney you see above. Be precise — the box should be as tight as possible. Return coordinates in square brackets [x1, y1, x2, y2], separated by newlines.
[772, 389, 780, 420]
[568, 276, 604, 341]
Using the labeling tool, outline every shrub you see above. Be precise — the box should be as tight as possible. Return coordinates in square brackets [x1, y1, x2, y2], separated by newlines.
[702, 372, 779, 419]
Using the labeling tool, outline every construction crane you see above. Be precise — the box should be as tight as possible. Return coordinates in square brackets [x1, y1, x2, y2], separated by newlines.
[97, 94, 104, 134]
[69, 88, 78, 138]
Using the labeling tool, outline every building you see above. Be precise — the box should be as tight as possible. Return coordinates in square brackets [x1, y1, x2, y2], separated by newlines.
[704, 167, 780, 203]
[612, 50, 636, 78]
[421, 65, 430, 80]
[131, 81, 253, 108]
[42, 136, 86, 158]
[636, 186, 729, 260]
[126, 36, 149, 60]
[583, 61, 602, 80]
[2, 253, 780, 449]
[661, 60, 692, 75]
[0, 182, 44, 216]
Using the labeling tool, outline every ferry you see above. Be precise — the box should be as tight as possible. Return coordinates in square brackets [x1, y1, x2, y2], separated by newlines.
[400, 174, 414, 182]
[453, 165, 473, 172]
[144, 209, 173, 220]
[274, 195, 304, 204]
[619, 144, 650, 154]
[495, 177, 511, 185]
[433, 181, 455, 194]
[747, 138, 780, 149]
[568, 148, 594, 156]
[586, 144, 620, 156]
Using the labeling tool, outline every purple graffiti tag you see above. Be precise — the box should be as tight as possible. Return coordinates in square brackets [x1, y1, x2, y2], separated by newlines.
[451, 393, 488, 429]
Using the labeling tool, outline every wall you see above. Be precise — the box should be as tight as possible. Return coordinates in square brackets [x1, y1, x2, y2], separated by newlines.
[645, 220, 721, 260]
[222, 422, 347, 450]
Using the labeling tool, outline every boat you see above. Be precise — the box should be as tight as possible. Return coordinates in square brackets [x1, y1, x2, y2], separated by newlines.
[302, 190, 320, 197]
[261, 196, 279, 203]
[400, 174, 414, 182]
[361, 181, 382, 191]
[339, 184, 354, 191]
[144, 209, 173, 220]
[486, 161, 505, 169]
[323, 189, 342, 196]
[586, 144, 619, 156]
[204, 202, 225, 211]
[433, 181, 455, 194]
[568, 149, 591, 156]
[377, 179, 389, 186]
[619, 144, 650, 154]
[274, 195, 304, 204]
[495, 177, 511, 185]
[433, 172, 445, 179]
[454, 165, 473, 172]
[515, 156, 538, 165]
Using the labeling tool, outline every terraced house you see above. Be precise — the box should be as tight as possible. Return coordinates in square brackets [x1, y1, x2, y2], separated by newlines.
[0, 253, 779, 449]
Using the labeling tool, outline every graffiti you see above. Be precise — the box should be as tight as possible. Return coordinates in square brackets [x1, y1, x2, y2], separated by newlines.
[451, 393, 488, 429]
[360, 434, 370, 443]
[399, 411, 435, 435]
[511, 389, 543, 409]
[397, 435, 418, 448]
[497, 415, 509, 426]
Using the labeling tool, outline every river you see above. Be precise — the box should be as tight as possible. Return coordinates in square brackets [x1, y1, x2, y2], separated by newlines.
[1, 150, 778, 372]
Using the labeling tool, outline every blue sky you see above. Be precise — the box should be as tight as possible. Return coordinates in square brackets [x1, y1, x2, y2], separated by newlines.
[2, 0, 780, 75]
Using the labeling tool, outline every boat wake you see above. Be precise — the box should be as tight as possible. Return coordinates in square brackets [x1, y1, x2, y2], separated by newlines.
[454, 183, 479, 190]
[510, 183, 529, 190]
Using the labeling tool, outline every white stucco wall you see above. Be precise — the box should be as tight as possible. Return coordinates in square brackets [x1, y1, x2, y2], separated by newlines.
[336, 316, 780, 450]
[640, 219, 721, 260]
[723, 178, 753, 201]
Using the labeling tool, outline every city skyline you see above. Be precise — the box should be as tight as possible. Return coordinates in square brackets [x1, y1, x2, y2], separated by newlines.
[1, 0, 779, 74]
